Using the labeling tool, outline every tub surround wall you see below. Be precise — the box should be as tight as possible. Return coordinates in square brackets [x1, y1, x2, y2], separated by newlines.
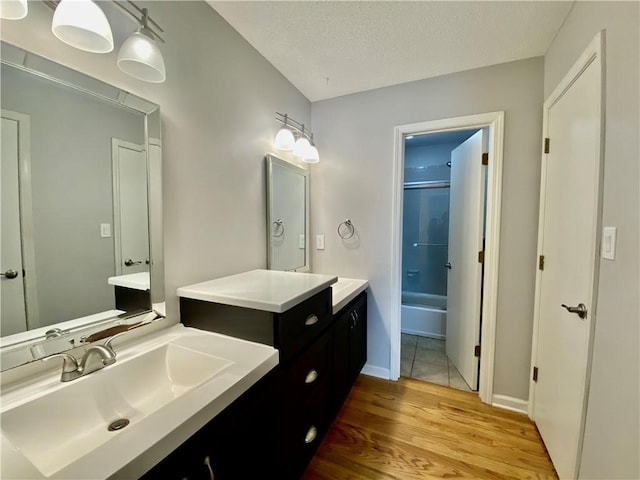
[311, 57, 544, 400]
[0, 1, 311, 323]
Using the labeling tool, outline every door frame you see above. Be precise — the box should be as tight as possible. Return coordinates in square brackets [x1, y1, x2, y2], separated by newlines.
[111, 138, 147, 276]
[1, 109, 39, 329]
[528, 31, 605, 477]
[391, 111, 505, 404]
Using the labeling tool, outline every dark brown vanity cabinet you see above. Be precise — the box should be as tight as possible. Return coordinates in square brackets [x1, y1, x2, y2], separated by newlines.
[332, 292, 368, 414]
[145, 288, 367, 479]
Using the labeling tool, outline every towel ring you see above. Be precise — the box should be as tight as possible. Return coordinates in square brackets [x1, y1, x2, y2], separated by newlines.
[337, 219, 355, 239]
[272, 219, 284, 237]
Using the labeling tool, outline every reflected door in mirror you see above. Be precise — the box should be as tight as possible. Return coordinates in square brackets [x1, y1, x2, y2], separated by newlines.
[1, 113, 29, 335]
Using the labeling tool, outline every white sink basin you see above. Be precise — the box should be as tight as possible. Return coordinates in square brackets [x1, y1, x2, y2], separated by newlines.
[1, 325, 279, 479]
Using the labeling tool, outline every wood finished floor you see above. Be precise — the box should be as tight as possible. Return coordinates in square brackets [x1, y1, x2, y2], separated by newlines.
[303, 375, 557, 480]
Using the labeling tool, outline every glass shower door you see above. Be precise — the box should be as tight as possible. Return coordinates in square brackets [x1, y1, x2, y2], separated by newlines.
[401, 184, 450, 301]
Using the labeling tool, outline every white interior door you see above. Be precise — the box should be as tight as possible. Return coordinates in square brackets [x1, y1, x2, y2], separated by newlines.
[1, 116, 28, 335]
[446, 129, 486, 389]
[531, 36, 603, 480]
[112, 139, 149, 275]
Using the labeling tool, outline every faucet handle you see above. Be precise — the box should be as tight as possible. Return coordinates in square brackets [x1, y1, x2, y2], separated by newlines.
[42, 353, 79, 373]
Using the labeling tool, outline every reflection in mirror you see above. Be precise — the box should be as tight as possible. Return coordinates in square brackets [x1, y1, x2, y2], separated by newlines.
[0, 42, 163, 371]
[266, 154, 309, 272]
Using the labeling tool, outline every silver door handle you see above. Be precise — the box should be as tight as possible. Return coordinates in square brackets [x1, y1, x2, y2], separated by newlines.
[561, 303, 587, 319]
[124, 259, 142, 266]
[0, 269, 19, 279]
[444, 262, 452, 270]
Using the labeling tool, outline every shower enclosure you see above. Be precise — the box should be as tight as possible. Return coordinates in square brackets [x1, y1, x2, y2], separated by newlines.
[401, 180, 450, 338]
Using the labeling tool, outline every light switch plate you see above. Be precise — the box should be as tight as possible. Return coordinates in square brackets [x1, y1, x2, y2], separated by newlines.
[299, 235, 305, 249]
[100, 223, 111, 238]
[316, 235, 325, 250]
[601, 226, 617, 260]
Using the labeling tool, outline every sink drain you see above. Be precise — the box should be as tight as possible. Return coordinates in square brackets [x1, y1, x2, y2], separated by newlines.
[108, 418, 130, 432]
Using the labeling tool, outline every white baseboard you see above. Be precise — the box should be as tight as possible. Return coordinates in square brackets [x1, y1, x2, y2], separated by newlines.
[492, 394, 529, 414]
[361, 364, 391, 380]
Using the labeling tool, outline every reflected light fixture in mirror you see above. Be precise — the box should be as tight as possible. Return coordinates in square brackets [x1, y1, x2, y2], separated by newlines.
[52, 0, 114, 53]
[0, 0, 28, 19]
[117, 8, 166, 83]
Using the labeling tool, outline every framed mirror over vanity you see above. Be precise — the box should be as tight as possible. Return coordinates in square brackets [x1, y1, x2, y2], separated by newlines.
[266, 154, 310, 272]
[0, 41, 164, 371]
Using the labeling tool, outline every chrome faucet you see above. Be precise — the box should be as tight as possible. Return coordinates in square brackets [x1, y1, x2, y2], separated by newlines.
[43, 338, 117, 382]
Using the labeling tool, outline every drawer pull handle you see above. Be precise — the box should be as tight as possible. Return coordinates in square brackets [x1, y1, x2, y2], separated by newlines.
[203, 456, 214, 480]
[305, 426, 318, 444]
[305, 314, 319, 326]
[305, 369, 319, 384]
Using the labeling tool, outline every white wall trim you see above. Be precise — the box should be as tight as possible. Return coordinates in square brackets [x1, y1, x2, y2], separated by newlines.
[361, 363, 391, 380]
[529, 31, 605, 479]
[492, 394, 529, 415]
[391, 111, 505, 406]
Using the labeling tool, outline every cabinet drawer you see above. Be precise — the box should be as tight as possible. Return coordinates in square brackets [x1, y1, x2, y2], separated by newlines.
[280, 328, 332, 405]
[276, 381, 331, 479]
[276, 289, 332, 361]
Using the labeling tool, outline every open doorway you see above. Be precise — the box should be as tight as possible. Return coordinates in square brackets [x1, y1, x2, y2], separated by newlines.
[391, 112, 504, 405]
[400, 128, 485, 392]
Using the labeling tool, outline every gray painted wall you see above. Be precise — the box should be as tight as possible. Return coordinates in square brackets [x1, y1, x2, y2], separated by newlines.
[1, 64, 143, 326]
[311, 57, 544, 400]
[0, 1, 311, 321]
[544, 2, 640, 478]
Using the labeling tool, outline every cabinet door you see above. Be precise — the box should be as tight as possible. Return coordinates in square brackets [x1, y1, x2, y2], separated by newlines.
[349, 294, 367, 383]
[332, 307, 352, 412]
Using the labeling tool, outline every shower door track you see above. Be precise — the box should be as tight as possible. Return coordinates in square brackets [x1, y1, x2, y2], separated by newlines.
[404, 181, 451, 190]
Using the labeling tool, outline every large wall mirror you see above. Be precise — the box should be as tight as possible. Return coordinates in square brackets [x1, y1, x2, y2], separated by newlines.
[266, 154, 309, 272]
[0, 42, 164, 371]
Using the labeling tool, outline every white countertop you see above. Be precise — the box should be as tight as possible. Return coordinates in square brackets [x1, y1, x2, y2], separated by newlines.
[177, 269, 338, 313]
[331, 278, 369, 314]
[108, 272, 150, 291]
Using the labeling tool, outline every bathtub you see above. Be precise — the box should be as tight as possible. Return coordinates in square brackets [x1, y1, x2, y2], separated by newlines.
[401, 291, 447, 339]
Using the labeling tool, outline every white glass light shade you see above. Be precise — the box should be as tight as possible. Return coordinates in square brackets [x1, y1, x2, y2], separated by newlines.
[52, 0, 114, 53]
[303, 145, 320, 164]
[0, 0, 28, 20]
[274, 128, 295, 151]
[117, 31, 166, 83]
[293, 137, 311, 157]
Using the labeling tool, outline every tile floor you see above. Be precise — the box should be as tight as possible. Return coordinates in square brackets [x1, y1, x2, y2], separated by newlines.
[401, 334, 473, 392]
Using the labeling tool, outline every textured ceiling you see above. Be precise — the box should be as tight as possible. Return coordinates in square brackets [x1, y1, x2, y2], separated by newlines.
[208, 1, 574, 102]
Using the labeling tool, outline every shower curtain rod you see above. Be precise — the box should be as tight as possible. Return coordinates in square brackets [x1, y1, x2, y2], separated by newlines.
[403, 181, 451, 189]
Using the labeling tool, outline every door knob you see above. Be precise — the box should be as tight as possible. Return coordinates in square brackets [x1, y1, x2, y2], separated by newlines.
[124, 259, 142, 267]
[444, 262, 452, 270]
[561, 303, 587, 319]
[0, 269, 19, 279]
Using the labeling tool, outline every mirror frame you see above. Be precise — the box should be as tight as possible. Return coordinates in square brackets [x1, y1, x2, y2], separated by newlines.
[0, 41, 164, 369]
[265, 154, 310, 272]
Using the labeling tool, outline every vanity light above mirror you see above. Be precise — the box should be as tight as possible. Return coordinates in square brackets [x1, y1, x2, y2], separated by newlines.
[273, 112, 320, 163]
[1, 0, 167, 83]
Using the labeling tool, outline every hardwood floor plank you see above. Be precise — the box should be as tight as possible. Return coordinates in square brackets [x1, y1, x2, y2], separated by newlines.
[303, 375, 557, 480]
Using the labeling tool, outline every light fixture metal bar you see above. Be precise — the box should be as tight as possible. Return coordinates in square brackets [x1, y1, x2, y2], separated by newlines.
[124, 0, 164, 33]
[275, 112, 314, 143]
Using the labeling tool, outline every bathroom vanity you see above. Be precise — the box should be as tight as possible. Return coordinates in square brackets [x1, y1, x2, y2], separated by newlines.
[166, 270, 368, 480]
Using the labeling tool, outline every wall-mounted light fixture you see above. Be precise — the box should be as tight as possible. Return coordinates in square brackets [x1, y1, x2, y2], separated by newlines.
[117, 7, 166, 83]
[274, 112, 320, 164]
[4, 0, 166, 83]
[0, 0, 28, 20]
